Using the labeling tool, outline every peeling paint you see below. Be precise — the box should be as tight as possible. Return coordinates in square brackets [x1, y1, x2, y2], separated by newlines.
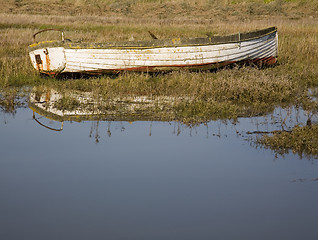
[29, 27, 278, 75]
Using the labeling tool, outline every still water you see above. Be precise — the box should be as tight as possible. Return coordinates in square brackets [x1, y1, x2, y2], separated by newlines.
[1, 103, 318, 240]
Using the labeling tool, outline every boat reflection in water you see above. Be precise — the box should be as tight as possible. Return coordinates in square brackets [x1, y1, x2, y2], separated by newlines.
[29, 87, 198, 140]
[28, 87, 191, 122]
[28, 86, 316, 146]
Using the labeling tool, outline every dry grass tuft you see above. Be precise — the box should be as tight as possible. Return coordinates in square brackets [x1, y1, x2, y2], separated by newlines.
[257, 123, 318, 158]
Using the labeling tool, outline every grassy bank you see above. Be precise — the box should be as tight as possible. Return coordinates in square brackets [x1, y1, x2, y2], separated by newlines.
[1, 0, 317, 118]
[1, 0, 317, 157]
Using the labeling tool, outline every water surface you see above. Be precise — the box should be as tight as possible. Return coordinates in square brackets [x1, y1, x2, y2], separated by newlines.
[1, 105, 318, 240]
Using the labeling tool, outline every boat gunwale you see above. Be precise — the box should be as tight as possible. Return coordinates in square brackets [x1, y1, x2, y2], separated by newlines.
[29, 27, 277, 51]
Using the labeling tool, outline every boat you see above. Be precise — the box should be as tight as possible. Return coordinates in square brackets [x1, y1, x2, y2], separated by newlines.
[28, 27, 278, 76]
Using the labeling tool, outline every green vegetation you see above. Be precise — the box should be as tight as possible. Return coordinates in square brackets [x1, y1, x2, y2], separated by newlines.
[1, 0, 317, 102]
[257, 123, 318, 158]
[53, 95, 81, 111]
[53, 69, 301, 121]
[0, 0, 317, 155]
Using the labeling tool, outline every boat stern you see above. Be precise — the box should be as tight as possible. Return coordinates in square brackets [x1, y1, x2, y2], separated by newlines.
[29, 46, 66, 76]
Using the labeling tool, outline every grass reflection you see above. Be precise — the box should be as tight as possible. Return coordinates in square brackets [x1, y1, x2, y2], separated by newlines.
[26, 86, 318, 158]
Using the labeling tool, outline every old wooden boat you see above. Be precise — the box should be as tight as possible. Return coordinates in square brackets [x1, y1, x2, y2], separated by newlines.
[29, 27, 278, 76]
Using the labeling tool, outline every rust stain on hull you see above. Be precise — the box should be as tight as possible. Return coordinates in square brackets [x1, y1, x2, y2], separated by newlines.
[44, 48, 51, 71]
[35, 54, 43, 71]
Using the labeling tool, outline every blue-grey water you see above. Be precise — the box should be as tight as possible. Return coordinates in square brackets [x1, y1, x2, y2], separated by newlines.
[1, 106, 318, 240]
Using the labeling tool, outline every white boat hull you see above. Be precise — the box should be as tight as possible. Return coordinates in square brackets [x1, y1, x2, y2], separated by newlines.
[29, 27, 278, 75]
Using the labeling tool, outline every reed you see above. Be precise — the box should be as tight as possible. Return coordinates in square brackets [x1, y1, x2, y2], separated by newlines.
[2, 0, 317, 19]
[1, 0, 317, 156]
[257, 123, 318, 158]
[0, 0, 317, 119]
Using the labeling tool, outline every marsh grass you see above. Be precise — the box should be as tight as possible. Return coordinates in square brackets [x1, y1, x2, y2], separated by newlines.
[2, 0, 317, 19]
[0, 0, 317, 120]
[0, 87, 28, 114]
[0, 88, 18, 113]
[36, 68, 304, 123]
[53, 95, 81, 111]
[257, 123, 318, 158]
[1, 0, 317, 156]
